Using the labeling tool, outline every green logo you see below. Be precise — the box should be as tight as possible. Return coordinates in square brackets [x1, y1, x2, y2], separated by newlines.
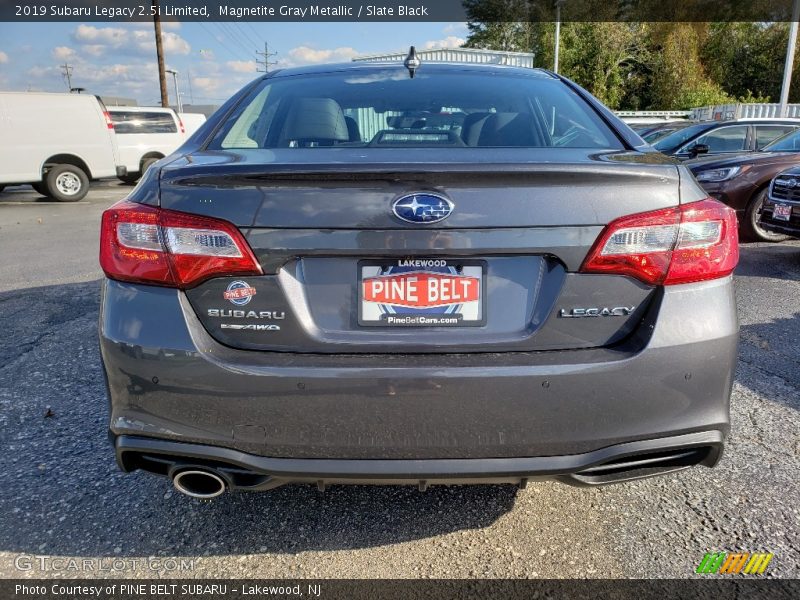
[696, 552, 773, 575]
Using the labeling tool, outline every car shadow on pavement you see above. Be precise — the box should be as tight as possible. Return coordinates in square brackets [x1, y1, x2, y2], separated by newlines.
[734, 241, 800, 281]
[738, 315, 800, 410]
[0, 280, 519, 561]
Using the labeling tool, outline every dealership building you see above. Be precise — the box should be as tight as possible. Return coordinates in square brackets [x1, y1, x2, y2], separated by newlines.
[353, 47, 536, 68]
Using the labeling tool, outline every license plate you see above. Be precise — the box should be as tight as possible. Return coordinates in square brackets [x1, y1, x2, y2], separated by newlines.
[358, 259, 485, 327]
[773, 203, 792, 221]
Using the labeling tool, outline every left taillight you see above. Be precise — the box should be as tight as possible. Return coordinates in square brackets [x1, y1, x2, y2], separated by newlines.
[103, 111, 114, 130]
[100, 200, 263, 288]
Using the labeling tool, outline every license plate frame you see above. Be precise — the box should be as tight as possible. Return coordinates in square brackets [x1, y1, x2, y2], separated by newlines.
[773, 203, 792, 222]
[358, 259, 487, 327]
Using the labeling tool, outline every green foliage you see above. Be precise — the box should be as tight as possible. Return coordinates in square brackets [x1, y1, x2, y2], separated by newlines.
[702, 22, 787, 102]
[462, 9, 800, 110]
[647, 23, 732, 109]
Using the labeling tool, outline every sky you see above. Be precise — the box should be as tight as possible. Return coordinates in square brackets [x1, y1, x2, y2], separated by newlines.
[0, 21, 468, 105]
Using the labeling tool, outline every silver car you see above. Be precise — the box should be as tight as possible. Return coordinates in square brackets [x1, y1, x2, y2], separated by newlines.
[99, 59, 739, 499]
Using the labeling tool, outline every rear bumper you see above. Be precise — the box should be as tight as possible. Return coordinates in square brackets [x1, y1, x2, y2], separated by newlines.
[760, 197, 800, 237]
[115, 430, 724, 488]
[759, 217, 800, 238]
[100, 275, 737, 476]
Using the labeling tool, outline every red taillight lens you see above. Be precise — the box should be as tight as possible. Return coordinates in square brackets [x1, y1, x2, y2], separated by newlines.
[178, 117, 185, 134]
[100, 200, 263, 288]
[581, 198, 739, 286]
[103, 111, 114, 130]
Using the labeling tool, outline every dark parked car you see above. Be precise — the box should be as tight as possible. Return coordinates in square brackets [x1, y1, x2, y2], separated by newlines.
[633, 121, 695, 144]
[99, 60, 739, 499]
[685, 127, 800, 241]
[759, 166, 800, 239]
[653, 119, 800, 160]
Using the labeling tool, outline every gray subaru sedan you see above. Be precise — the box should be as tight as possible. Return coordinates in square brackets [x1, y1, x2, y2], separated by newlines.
[99, 58, 739, 499]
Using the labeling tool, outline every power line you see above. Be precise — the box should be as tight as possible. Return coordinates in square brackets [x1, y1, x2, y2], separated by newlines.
[196, 21, 243, 61]
[214, 22, 253, 59]
[244, 22, 262, 46]
[232, 22, 260, 51]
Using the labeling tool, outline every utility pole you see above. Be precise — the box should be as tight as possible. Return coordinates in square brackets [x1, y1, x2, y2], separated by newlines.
[166, 68, 182, 113]
[187, 69, 194, 105]
[60, 63, 73, 91]
[152, 0, 169, 107]
[256, 42, 278, 73]
[553, 1, 565, 74]
[779, 0, 800, 117]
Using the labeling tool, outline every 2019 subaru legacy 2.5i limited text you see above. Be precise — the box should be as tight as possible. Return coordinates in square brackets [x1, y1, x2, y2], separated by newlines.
[99, 59, 739, 499]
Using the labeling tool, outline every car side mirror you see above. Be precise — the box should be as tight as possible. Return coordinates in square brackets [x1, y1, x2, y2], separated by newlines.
[690, 143, 710, 158]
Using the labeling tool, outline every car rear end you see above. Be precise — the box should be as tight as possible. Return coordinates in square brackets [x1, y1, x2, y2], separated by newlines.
[99, 64, 739, 497]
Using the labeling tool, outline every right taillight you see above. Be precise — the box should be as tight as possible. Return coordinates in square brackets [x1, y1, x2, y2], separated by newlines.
[581, 198, 739, 285]
[100, 200, 263, 288]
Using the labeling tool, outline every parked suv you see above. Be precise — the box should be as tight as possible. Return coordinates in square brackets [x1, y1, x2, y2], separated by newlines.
[100, 61, 739, 499]
[653, 119, 800, 160]
[685, 127, 800, 241]
[108, 106, 186, 184]
[759, 166, 800, 239]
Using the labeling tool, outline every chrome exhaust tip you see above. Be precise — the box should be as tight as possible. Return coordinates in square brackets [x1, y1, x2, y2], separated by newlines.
[172, 469, 226, 499]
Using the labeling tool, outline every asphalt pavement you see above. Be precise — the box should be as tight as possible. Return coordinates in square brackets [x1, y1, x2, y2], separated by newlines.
[0, 181, 798, 579]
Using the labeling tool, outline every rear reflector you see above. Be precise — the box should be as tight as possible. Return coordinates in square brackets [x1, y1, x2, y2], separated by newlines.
[100, 201, 262, 288]
[581, 198, 738, 285]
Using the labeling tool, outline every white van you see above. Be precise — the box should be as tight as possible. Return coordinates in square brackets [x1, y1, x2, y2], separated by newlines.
[179, 112, 207, 137]
[107, 106, 188, 184]
[0, 92, 123, 201]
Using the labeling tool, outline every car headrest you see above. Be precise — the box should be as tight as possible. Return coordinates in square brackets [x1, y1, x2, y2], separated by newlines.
[344, 115, 361, 142]
[461, 112, 492, 146]
[477, 113, 539, 147]
[280, 98, 349, 144]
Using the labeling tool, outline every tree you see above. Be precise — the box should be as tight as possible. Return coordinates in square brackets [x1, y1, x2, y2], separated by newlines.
[702, 22, 789, 103]
[462, 4, 800, 109]
[648, 23, 731, 109]
[556, 22, 649, 109]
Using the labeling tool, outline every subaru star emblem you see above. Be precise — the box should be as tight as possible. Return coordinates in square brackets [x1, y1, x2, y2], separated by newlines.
[392, 193, 454, 224]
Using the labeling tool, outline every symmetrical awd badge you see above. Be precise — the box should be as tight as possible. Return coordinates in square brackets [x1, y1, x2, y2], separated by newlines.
[392, 193, 454, 224]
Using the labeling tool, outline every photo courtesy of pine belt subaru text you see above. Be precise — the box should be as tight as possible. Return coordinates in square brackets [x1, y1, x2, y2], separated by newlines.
[98, 53, 739, 499]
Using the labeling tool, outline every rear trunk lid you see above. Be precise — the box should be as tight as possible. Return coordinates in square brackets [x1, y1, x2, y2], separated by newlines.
[161, 148, 680, 353]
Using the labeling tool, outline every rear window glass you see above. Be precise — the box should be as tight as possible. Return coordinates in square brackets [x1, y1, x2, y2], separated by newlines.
[763, 129, 800, 151]
[653, 123, 713, 151]
[111, 111, 177, 134]
[209, 70, 622, 150]
[691, 125, 748, 153]
[755, 125, 798, 148]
